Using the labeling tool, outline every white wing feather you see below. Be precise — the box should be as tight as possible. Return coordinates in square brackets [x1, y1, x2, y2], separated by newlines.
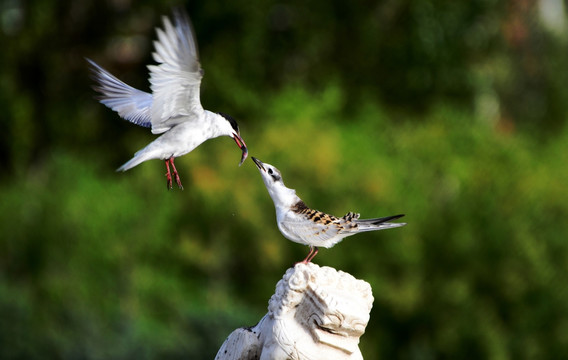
[280, 217, 345, 245]
[148, 11, 204, 134]
[87, 58, 153, 128]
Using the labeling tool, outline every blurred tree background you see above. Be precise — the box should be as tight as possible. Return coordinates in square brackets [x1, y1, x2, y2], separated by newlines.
[1, 0, 568, 358]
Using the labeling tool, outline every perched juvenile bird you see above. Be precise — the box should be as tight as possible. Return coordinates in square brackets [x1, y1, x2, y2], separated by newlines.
[87, 10, 247, 190]
[252, 157, 406, 263]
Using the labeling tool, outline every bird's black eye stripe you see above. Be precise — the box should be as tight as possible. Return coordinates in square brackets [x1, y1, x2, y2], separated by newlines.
[268, 168, 273, 175]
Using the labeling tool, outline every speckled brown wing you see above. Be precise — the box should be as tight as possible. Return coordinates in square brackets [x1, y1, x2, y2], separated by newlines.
[280, 201, 361, 247]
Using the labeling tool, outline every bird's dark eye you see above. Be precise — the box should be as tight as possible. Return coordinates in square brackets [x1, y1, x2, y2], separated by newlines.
[267, 167, 280, 181]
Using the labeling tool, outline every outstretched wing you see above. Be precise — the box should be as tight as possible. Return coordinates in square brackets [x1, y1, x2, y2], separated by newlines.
[148, 10, 204, 134]
[87, 58, 153, 128]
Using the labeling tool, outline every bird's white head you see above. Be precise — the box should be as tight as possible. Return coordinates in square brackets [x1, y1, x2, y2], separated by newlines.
[217, 112, 248, 166]
[252, 157, 299, 208]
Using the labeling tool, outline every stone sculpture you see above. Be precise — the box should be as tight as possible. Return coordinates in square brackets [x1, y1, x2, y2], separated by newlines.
[215, 262, 374, 360]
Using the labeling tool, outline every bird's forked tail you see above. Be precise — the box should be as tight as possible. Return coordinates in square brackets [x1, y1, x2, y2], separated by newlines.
[355, 214, 406, 231]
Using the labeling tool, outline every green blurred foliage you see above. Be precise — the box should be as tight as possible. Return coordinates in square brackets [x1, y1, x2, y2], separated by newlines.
[1, 0, 568, 359]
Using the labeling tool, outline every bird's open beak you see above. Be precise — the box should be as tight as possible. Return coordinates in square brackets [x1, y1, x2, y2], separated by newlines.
[233, 132, 248, 166]
[252, 157, 265, 172]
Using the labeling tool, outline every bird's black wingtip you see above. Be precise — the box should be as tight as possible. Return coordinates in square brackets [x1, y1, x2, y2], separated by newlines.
[369, 214, 405, 225]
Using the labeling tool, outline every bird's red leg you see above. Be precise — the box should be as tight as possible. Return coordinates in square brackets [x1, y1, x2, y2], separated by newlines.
[306, 247, 319, 263]
[169, 158, 184, 190]
[165, 159, 173, 190]
[299, 246, 317, 264]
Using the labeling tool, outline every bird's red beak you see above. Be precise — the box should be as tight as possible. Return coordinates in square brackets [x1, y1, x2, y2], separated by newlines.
[233, 132, 248, 166]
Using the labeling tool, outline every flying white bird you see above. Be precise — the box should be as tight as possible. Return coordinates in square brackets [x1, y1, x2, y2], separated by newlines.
[87, 10, 248, 190]
[252, 157, 406, 263]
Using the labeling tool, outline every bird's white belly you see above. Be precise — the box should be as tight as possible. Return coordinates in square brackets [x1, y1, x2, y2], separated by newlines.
[150, 123, 209, 159]
[277, 221, 308, 246]
[275, 209, 306, 245]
